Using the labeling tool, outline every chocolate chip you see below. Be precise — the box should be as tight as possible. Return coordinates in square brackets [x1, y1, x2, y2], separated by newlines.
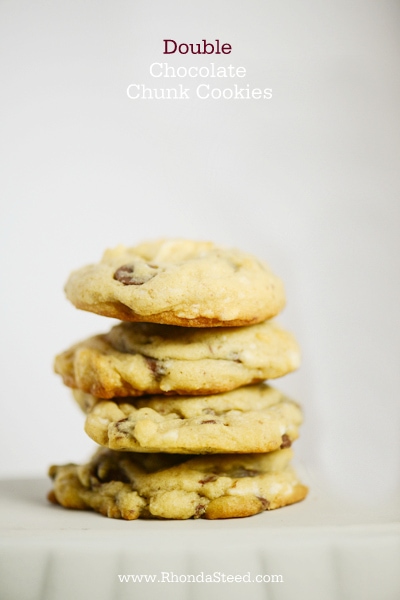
[257, 497, 270, 510]
[229, 352, 242, 363]
[280, 434, 292, 449]
[199, 475, 218, 485]
[145, 357, 166, 381]
[200, 419, 217, 424]
[113, 263, 158, 285]
[194, 504, 207, 518]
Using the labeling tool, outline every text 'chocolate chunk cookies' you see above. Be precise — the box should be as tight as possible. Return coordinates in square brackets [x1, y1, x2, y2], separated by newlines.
[64, 239, 286, 326]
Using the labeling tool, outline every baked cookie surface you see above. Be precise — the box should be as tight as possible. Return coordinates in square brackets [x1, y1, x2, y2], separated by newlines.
[54, 320, 300, 398]
[48, 447, 308, 520]
[81, 384, 303, 454]
[64, 239, 286, 326]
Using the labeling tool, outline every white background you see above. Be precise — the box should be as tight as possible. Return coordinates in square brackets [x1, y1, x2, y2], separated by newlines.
[0, 1, 399, 508]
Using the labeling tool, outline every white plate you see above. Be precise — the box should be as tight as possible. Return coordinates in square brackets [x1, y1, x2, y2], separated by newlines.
[1, 476, 399, 600]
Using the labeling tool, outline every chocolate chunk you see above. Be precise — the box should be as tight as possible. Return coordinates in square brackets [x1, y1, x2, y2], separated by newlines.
[145, 357, 166, 381]
[280, 434, 291, 449]
[113, 263, 158, 285]
[257, 497, 270, 510]
[199, 475, 218, 485]
[229, 351, 242, 363]
[194, 503, 207, 518]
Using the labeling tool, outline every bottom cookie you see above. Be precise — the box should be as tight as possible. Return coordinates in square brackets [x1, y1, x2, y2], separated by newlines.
[48, 448, 308, 520]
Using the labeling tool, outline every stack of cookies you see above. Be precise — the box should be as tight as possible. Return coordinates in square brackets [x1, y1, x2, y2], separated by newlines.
[48, 239, 308, 520]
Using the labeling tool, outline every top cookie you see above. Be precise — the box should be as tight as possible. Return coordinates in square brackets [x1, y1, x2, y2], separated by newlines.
[64, 239, 286, 326]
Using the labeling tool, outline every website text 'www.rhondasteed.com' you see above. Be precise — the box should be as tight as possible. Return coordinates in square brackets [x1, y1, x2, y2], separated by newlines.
[118, 572, 284, 584]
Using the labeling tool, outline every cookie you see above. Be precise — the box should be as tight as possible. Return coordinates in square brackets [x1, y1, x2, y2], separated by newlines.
[54, 320, 300, 398]
[64, 239, 286, 326]
[48, 447, 308, 520]
[81, 384, 303, 454]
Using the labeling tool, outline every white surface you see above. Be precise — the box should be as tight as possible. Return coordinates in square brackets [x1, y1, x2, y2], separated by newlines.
[0, 476, 399, 600]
